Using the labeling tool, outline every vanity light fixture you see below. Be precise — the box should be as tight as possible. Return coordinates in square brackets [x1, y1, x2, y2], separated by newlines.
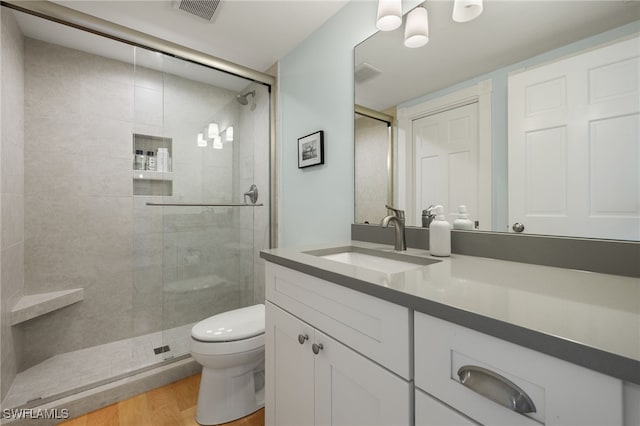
[213, 136, 223, 150]
[225, 126, 234, 142]
[404, 5, 429, 48]
[452, 0, 483, 23]
[376, 0, 402, 31]
[207, 122, 219, 139]
[197, 132, 207, 147]
[378, 1, 483, 49]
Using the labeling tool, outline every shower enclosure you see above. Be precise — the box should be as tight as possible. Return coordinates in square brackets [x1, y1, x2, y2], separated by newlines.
[0, 5, 271, 411]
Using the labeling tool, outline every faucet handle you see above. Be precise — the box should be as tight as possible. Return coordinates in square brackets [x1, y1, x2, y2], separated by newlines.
[385, 204, 405, 220]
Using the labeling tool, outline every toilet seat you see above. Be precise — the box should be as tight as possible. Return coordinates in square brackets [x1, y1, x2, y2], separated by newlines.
[191, 304, 265, 343]
[191, 332, 264, 355]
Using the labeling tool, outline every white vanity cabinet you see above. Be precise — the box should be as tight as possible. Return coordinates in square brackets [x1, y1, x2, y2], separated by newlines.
[264, 263, 411, 426]
[263, 256, 636, 426]
[414, 312, 625, 426]
[266, 302, 411, 426]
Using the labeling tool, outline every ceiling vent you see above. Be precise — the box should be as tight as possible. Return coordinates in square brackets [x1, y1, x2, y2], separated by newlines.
[355, 62, 382, 84]
[173, 0, 221, 22]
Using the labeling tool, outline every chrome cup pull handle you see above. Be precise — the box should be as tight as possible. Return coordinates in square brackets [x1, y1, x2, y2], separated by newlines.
[457, 365, 536, 414]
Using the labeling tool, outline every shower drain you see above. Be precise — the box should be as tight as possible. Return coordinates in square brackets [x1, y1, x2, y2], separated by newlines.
[153, 345, 171, 355]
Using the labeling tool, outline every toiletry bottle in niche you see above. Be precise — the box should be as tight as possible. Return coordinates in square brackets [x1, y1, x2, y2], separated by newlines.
[157, 148, 168, 173]
[134, 149, 145, 170]
[146, 151, 156, 171]
[453, 205, 474, 230]
[429, 205, 451, 257]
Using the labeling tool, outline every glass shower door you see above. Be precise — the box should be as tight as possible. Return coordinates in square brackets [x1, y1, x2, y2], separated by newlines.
[132, 47, 268, 364]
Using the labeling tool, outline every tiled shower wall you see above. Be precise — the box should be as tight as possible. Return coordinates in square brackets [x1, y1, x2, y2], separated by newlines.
[0, 8, 25, 401]
[234, 84, 270, 306]
[355, 115, 390, 224]
[14, 36, 263, 371]
[22, 38, 136, 370]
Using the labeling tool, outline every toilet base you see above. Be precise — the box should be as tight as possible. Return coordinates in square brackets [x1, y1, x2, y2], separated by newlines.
[195, 358, 265, 425]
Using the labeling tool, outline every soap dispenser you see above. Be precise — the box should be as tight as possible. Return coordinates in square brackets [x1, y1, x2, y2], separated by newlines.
[429, 205, 451, 257]
[453, 205, 474, 230]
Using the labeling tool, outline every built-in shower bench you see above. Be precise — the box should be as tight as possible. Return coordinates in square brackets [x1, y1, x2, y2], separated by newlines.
[10, 288, 84, 325]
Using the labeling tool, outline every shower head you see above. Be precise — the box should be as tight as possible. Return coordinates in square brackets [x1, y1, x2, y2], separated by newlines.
[236, 90, 255, 106]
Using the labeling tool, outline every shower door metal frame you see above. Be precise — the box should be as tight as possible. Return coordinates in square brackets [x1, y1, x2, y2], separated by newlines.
[0, 0, 278, 248]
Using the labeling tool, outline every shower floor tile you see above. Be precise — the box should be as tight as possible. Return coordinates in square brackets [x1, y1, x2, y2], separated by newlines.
[1, 323, 194, 409]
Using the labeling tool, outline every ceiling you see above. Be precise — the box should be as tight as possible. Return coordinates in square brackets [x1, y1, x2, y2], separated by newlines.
[356, 1, 640, 111]
[44, 0, 349, 73]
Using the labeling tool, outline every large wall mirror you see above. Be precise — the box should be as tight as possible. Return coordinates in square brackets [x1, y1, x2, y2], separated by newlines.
[355, 0, 640, 241]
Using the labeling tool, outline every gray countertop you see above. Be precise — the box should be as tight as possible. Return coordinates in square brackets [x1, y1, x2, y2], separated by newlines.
[261, 241, 640, 385]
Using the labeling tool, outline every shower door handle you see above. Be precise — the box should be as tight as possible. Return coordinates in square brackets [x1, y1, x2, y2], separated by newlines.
[244, 184, 258, 204]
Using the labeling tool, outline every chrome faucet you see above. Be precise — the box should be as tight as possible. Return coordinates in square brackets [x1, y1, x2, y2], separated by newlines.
[422, 205, 436, 228]
[382, 204, 407, 251]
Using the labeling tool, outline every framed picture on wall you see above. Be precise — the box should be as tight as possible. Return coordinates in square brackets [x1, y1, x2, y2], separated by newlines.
[298, 131, 324, 168]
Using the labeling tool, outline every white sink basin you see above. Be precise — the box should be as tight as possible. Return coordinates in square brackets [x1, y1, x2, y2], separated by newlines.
[306, 246, 440, 274]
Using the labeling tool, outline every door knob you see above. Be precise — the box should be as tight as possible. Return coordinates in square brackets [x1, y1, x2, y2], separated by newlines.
[297, 334, 309, 344]
[512, 222, 525, 233]
[312, 343, 323, 354]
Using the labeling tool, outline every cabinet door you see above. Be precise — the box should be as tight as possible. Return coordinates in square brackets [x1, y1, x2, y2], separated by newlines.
[313, 330, 411, 426]
[416, 388, 479, 426]
[266, 302, 315, 426]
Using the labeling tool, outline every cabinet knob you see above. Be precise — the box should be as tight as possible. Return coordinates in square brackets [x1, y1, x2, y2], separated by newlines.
[312, 343, 323, 354]
[512, 222, 525, 233]
[298, 334, 309, 344]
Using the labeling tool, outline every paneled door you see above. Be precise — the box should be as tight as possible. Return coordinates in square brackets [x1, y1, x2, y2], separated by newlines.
[413, 103, 479, 225]
[508, 35, 640, 239]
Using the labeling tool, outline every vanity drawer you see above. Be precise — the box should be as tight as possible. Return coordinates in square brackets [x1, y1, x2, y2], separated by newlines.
[265, 262, 410, 379]
[414, 312, 623, 426]
[415, 389, 479, 426]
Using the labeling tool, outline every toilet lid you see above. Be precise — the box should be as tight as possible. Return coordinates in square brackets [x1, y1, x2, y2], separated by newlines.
[191, 304, 265, 342]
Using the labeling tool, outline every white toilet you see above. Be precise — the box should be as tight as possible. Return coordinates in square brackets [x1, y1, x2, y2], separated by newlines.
[190, 304, 265, 425]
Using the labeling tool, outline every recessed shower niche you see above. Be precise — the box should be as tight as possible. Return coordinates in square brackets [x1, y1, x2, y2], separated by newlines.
[133, 133, 173, 196]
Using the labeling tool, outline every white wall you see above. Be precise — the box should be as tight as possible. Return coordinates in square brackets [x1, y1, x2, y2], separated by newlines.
[277, 1, 377, 247]
[277, 0, 421, 247]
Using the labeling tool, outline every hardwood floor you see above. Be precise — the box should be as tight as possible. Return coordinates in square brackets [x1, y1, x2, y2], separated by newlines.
[60, 374, 265, 426]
